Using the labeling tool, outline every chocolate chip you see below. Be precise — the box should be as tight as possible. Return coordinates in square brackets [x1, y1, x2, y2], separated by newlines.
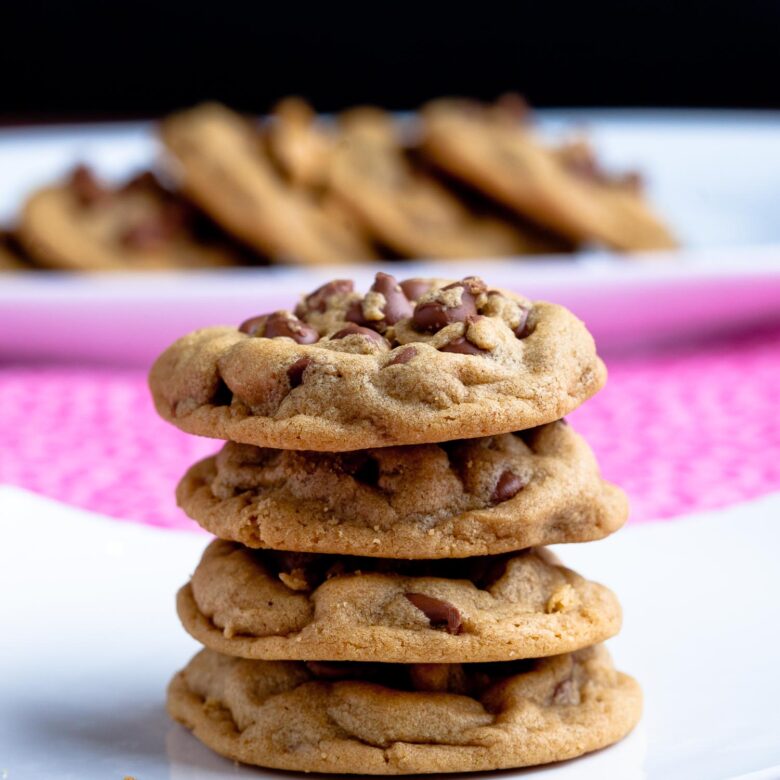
[399, 278, 433, 301]
[266, 313, 319, 343]
[371, 272, 413, 324]
[514, 307, 532, 339]
[552, 674, 579, 705]
[120, 222, 162, 250]
[491, 471, 527, 504]
[331, 323, 388, 346]
[286, 357, 311, 388]
[69, 165, 108, 206]
[344, 299, 369, 327]
[239, 311, 319, 344]
[301, 279, 354, 313]
[497, 93, 531, 120]
[386, 346, 417, 366]
[120, 219, 169, 250]
[120, 170, 160, 194]
[238, 314, 268, 335]
[120, 199, 189, 249]
[439, 337, 488, 355]
[404, 593, 462, 635]
[412, 283, 479, 332]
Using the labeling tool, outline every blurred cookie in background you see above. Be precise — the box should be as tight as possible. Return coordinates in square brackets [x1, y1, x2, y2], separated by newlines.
[18, 166, 253, 271]
[268, 99, 567, 259]
[420, 96, 677, 252]
[160, 103, 377, 265]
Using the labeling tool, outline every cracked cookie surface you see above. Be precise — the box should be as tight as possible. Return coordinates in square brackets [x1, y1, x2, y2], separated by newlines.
[178, 541, 620, 663]
[177, 421, 626, 558]
[167, 645, 641, 774]
[149, 273, 606, 450]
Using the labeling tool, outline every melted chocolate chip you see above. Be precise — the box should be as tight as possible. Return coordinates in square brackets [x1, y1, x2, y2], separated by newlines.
[69, 165, 108, 206]
[386, 346, 417, 366]
[412, 283, 479, 332]
[239, 312, 319, 344]
[331, 323, 388, 346]
[491, 471, 527, 504]
[399, 278, 433, 301]
[302, 279, 354, 313]
[439, 336, 488, 355]
[404, 593, 463, 635]
[344, 299, 369, 327]
[371, 272, 413, 324]
[286, 357, 311, 388]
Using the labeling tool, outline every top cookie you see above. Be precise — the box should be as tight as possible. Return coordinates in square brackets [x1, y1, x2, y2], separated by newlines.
[421, 97, 677, 252]
[149, 273, 605, 450]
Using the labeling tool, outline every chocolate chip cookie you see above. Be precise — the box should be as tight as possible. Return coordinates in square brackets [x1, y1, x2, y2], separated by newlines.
[160, 102, 377, 265]
[176, 422, 626, 558]
[421, 97, 677, 252]
[178, 541, 620, 663]
[167, 645, 641, 774]
[149, 273, 606, 450]
[270, 100, 563, 259]
[18, 166, 246, 271]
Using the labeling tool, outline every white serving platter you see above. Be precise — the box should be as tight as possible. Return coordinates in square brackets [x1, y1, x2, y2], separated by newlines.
[2, 111, 780, 364]
[1, 486, 779, 779]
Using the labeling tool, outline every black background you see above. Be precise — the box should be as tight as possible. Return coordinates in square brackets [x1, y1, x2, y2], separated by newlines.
[3, 1, 780, 123]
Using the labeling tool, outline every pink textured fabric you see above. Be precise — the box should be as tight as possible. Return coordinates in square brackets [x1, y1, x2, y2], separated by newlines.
[1, 327, 779, 530]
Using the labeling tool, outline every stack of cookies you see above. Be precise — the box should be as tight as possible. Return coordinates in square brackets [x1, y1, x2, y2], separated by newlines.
[149, 272, 642, 774]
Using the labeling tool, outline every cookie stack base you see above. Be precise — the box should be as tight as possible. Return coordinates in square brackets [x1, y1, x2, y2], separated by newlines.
[167, 645, 641, 775]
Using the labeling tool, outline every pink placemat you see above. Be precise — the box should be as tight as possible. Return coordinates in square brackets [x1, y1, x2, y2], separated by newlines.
[2, 327, 779, 530]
